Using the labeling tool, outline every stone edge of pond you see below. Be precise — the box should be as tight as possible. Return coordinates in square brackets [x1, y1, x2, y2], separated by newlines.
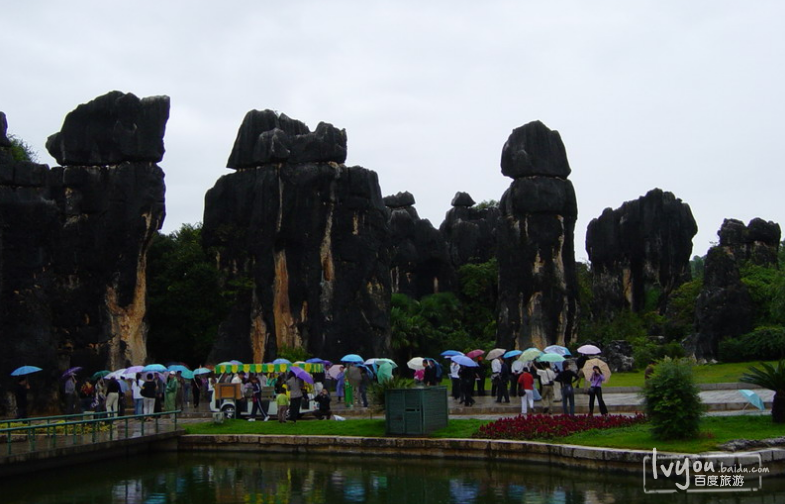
[176, 434, 785, 476]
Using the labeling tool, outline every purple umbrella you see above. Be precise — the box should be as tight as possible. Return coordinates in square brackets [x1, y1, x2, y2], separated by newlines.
[61, 366, 82, 379]
[290, 366, 314, 384]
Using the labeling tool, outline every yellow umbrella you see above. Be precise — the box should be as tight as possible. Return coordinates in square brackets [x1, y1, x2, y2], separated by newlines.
[582, 359, 611, 385]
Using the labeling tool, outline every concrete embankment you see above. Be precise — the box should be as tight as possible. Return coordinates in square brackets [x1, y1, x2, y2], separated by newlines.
[178, 434, 785, 477]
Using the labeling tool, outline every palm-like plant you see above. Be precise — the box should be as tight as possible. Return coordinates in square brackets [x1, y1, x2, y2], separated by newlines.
[740, 360, 785, 423]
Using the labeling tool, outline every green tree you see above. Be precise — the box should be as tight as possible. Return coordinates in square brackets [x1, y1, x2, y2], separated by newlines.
[643, 357, 704, 440]
[690, 255, 705, 281]
[7, 134, 38, 162]
[740, 360, 785, 423]
[146, 223, 229, 367]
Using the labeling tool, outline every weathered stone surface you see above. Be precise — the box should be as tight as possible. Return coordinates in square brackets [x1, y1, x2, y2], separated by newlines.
[500, 120, 571, 179]
[227, 109, 347, 169]
[0, 103, 166, 416]
[603, 340, 635, 372]
[385, 192, 455, 298]
[687, 218, 776, 361]
[496, 121, 578, 350]
[205, 112, 390, 363]
[718, 218, 780, 267]
[0, 112, 11, 148]
[46, 91, 170, 166]
[586, 189, 697, 314]
[439, 192, 499, 267]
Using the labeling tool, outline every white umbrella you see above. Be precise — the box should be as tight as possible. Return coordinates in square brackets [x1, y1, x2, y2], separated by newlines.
[407, 357, 425, 370]
[486, 348, 506, 360]
[582, 359, 611, 384]
[577, 344, 602, 355]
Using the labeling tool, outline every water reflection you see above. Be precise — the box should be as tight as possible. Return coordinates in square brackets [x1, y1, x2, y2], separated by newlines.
[5, 452, 783, 503]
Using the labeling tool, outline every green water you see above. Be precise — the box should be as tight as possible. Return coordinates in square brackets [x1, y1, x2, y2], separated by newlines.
[5, 452, 783, 503]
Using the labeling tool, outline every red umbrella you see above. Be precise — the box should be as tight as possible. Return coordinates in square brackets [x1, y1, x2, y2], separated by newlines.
[466, 349, 484, 359]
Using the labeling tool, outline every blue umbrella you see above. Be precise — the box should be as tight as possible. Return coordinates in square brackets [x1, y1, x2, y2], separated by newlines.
[11, 366, 42, 377]
[544, 345, 571, 356]
[142, 364, 167, 373]
[272, 358, 291, 365]
[167, 364, 190, 373]
[193, 367, 212, 376]
[451, 355, 479, 368]
[306, 358, 324, 364]
[440, 350, 463, 357]
[341, 354, 363, 363]
[738, 389, 765, 410]
[503, 350, 522, 359]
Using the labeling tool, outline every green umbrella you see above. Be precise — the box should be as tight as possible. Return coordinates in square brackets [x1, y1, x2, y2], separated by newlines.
[537, 353, 565, 363]
[520, 348, 543, 362]
[91, 370, 111, 380]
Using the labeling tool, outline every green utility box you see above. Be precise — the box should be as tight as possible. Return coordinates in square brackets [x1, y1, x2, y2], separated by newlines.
[385, 386, 448, 435]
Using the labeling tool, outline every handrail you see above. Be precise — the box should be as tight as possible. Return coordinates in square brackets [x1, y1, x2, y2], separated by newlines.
[1, 411, 181, 457]
[0, 411, 102, 428]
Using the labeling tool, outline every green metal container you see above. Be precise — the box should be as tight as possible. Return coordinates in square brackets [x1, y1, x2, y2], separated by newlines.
[385, 386, 448, 435]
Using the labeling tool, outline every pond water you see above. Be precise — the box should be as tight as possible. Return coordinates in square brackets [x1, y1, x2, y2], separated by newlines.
[5, 451, 783, 504]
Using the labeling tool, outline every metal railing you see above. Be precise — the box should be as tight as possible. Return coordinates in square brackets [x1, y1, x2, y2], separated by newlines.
[1, 410, 181, 457]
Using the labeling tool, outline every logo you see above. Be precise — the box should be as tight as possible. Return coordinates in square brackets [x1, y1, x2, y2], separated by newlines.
[643, 449, 767, 493]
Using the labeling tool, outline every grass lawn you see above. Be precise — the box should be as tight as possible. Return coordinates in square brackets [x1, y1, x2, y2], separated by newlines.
[184, 415, 782, 454]
[606, 360, 779, 388]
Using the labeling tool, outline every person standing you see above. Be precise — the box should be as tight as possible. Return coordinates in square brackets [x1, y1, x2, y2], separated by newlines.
[285, 371, 303, 422]
[536, 363, 556, 414]
[450, 361, 461, 400]
[248, 375, 269, 421]
[517, 367, 535, 415]
[275, 387, 289, 423]
[459, 365, 476, 406]
[346, 364, 362, 408]
[141, 374, 157, 418]
[423, 359, 437, 387]
[475, 357, 487, 396]
[132, 373, 144, 415]
[510, 358, 524, 397]
[495, 358, 510, 403]
[556, 362, 578, 416]
[359, 367, 370, 407]
[105, 378, 121, 417]
[165, 373, 179, 414]
[15, 377, 30, 419]
[490, 356, 502, 398]
[588, 365, 608, 415]
[64, 374, 79, 414]
[314, 388, 332, 420]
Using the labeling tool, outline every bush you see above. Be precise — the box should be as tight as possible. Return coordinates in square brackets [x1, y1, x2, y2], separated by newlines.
[633, 340, 685, 370]
[718, 326, 785, 363]
[642, 357, 704, 440]
[369, 376, 411, 413]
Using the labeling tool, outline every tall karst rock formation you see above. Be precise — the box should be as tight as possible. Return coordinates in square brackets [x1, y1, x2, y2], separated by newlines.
[585, 189, 697, 315]
[439, 191, 499, 268]
[203, 110, 391, 363]
[385, 191, 454, 298]
[0, 92, 167, 413]
[496, 121, 578, 350]
[688, 218, 780, 361]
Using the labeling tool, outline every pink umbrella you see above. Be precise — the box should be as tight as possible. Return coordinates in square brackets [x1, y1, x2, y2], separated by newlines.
[466, 349, 485, 359]
[327, 365, 344, 379]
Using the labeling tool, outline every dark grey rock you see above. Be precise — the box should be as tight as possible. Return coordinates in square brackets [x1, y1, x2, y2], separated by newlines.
[500, 120, 571, 179]
[440, 194, 499, 267]
[383, 191, 416, 208]
[46, 91, 170, 166]
[227, 109, 347, 169]
[603, 340, 635, 372]
[451, 191, 475, 207]
[585, 189, 697, 314]
[0, 111, 11, 148]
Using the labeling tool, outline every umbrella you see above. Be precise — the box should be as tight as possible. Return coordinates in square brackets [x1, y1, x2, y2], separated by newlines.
[181, 369, 195, 380]
[11, 366, 42, 377]
[503, 350, 522, 359]
[738, 389, 765, 411]
[91, 370, 111, 380]
[272, 358, 291, 365]
[61, 366, 82, 379]
[125, 365, 145, 375]
[407, 357, 425, 370]
[229, 360, 243, 365]
[106, 368, 127, 379]
[544, 345, 571, 356]
[374, 358, 398, 369]
[466, 349, 485, 359]
[142, 364, 167, 373]
[306, 358, 324, 364]
[577, 344, 602, 355]
[582, 359, 611, 384]
[440, 350, 463, 357]
[486, 348, 506, 360]
[290, 366, 314, 384]
[340, 354, 363, 363]
[193, 367, 212, 376]
[451, 355, 479, 368]
[537, 353, 565, 363]
[520, 348, 543, 362]
[167, 364, 190, 373]
[327, 365, 345, 379]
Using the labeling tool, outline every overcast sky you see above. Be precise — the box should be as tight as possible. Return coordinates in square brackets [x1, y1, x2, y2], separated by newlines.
[3, 2, 783, 261]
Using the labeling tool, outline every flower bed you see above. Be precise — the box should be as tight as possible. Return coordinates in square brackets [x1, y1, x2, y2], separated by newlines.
[473, 414, 647, 441]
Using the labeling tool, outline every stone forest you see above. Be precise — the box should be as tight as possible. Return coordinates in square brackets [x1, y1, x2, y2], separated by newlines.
[1, 91, 783, 415]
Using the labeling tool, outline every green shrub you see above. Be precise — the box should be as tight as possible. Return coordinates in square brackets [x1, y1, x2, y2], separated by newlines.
[633, 340, 685, 370]
[642, 357, 704, 440]
[718, 326, 785, 363]
[368, 376, 411, 413]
